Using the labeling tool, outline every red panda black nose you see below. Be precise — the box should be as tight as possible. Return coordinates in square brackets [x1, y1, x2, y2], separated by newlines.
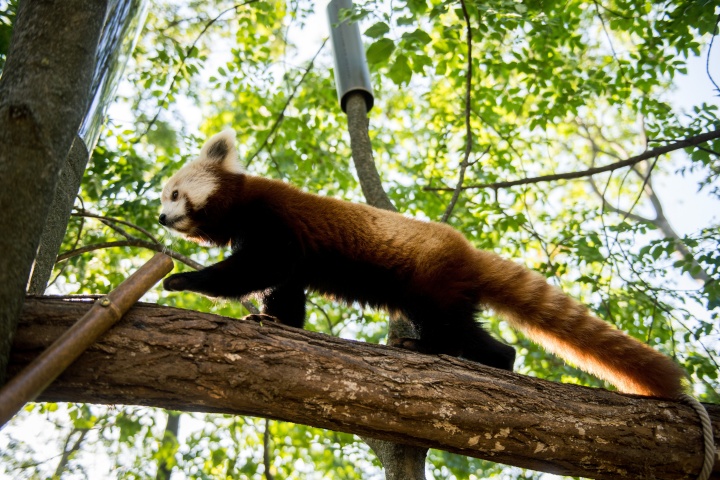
[159, 214, 167, 226]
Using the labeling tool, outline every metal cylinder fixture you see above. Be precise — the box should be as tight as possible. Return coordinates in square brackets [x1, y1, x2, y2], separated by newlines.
[327, 0, 374, 113]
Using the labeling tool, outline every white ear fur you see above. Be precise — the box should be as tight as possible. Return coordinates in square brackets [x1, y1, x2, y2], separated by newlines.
[198, 129, 244, 173]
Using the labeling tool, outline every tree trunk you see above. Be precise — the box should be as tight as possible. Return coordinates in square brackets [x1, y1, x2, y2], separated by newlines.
[345, 91, 428, 478]
[7, 297, 719, 480]
[345, 93, 396, 212]
[0, 0, 108, 382]
[26, 137, 91, 295]
[27, 0, 150, 295]
[156, 411, 180, 480]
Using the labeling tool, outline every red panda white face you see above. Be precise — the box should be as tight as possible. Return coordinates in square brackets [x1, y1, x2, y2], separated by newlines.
[159, 129, 244, 237]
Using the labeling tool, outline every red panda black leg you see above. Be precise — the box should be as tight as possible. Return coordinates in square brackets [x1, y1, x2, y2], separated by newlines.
[404, 304, 515, 371]
[459, 324, 516, 371]
[260, 281, 307, 328]
[163, 251, 294, 299]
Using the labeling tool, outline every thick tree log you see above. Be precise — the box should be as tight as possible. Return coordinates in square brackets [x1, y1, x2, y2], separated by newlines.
[9, 297, 720, 480]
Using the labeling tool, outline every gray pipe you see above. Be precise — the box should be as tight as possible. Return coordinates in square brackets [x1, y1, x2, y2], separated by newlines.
[327, 0, 374, 112]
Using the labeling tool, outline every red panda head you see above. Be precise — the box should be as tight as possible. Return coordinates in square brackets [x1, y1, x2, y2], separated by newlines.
[159, 129, 244, 243]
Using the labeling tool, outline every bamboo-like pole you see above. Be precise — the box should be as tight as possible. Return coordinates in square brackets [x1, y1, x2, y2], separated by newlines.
[0, 253, 173, 427]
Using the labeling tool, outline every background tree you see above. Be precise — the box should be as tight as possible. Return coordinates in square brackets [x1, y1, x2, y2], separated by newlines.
[1, 0, 719, 478]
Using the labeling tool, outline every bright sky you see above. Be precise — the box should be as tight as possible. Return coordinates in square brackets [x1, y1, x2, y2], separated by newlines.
[656, 47, 720, 236]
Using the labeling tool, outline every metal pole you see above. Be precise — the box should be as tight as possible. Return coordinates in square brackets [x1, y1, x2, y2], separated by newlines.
[0, 253, 173, 428]
[327, 0, 374, 112]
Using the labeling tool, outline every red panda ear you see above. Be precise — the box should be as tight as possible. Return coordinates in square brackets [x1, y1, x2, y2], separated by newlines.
[198, 129, 244, 173]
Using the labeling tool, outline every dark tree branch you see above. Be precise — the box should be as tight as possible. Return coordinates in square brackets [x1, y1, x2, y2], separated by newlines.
[53, 426, 89, 479]
[155, 411, 180, 480]
[424, 128, 720, 191]
[581, 128, 714, 285]
[74, 210, 161, 245]
[707, 13, 720, 95]
[263, 419, 274, 480]
[55, 239, 259, 314]
[8, 297, 720, 480]
[47, 210, 86, 290]
[591, 0, 629, 84]
[56, 240, 198, 269]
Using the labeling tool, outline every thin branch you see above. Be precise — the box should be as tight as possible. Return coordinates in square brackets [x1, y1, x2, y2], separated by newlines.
[244, 38, 328, 167]
[307, 299, 340, 336]
[53, 427, 89, 479]
[155, 411, 180, 480]
[56, 239, 202, 270]
[588, 175, 649, 224]
[425, 128, 720, 191]
[263, 419, 275, 480]
[591, 1, 636, 20]
[696, 146, 720, 157]
[591, 0, 629, 83]
[582, 128, 713, 284]
[73, 210, 161, 245]
[98, 218, 136, 241]
[47, 207, 86, 289]
[440, 0, 473, 223]
[707, 13, 720, 94]
[619, 156, 660, 224]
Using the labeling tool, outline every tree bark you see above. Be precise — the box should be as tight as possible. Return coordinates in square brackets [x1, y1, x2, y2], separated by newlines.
[345, 92, 428, 477]
[27, 137, 90, 295]
[0, 0, 108, 382]
[345, 93, 396, 213]
[8, 297, 719, 480]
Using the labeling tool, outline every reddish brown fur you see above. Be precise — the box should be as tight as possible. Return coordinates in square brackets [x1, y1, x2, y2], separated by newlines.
[264, 178, 684, 397]
[161, 132, 686, 398]
[470, 251, 686, 397]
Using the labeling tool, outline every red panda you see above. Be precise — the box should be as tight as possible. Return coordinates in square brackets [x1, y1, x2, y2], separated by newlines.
[160, 129, 686, 398]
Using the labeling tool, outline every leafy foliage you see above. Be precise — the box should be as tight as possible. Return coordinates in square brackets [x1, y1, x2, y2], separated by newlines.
[0, 0, 18, 73]
[2, 0, 720, 478]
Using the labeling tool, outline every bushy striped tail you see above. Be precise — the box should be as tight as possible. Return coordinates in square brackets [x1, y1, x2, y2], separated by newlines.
[474, 250, 685, 398]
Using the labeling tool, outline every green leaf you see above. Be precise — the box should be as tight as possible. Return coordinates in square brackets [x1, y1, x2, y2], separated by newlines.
[411, 53, 433, 74]
[365, 22, 390, 38]
[366, 38, 395, 64]
[388, 54, 412, 85]
[402, 29, 432, 47]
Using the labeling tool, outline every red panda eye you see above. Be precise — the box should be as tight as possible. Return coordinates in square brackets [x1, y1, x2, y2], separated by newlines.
[171, 190, 179, 201]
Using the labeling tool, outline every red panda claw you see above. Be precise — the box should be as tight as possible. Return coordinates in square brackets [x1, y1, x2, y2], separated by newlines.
[243, 313, 280, 324]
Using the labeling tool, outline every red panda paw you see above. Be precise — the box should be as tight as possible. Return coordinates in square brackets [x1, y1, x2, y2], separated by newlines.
[242, 313, 280, 325]
[163, 273, 190, 291]
[389, 337, 422, 352]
